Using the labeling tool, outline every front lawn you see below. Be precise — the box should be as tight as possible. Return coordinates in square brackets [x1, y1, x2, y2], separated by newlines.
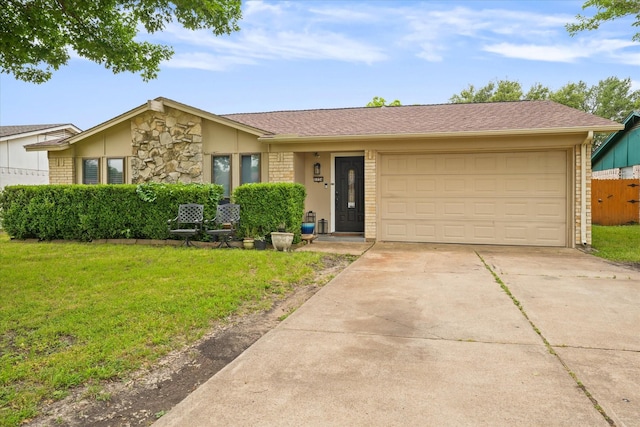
[0, 235, 344, 426]
[592, 224, 640, 263]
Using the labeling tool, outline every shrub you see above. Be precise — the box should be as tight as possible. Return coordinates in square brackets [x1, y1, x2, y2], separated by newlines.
[0, 183, 223, 241]
[232, 183, 306, 243]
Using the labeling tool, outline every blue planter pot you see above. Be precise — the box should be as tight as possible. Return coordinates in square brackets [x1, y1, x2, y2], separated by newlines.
[301, 222, 315, 234]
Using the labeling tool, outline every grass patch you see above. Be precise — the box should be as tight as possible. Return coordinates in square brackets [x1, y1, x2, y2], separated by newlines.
[0, 234, 341, 426]
[592, 225, 640, 263]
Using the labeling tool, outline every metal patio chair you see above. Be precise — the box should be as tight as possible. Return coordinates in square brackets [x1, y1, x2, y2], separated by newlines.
[167, 203, 204, 247]
[204, 203, 240, 248]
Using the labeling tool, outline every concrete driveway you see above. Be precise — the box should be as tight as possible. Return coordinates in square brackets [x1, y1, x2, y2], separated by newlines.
[154, 243, 640, 426]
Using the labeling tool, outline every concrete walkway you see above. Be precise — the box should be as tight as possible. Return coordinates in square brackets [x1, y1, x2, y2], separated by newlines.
[154, 243, 640, 426]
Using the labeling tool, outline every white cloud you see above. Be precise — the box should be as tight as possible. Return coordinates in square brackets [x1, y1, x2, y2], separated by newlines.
[164, 52, 256, 71]
[308, 6, 379, 23]
[152, 1, 639, 72]
[483, 43, 586, 62]
[243, 0, 284, 18]
[611, 51, 640, 66]
[157, 15, 387, 72]
[484, 39, 638, 63]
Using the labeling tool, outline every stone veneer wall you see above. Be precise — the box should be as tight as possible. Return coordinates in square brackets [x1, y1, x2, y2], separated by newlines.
[48, 157, 75, 184]
[130, 109, 203, 184]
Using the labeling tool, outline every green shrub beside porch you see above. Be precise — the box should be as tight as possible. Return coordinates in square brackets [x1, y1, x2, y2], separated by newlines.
[0, 183, 223, 241]
[233, 183, 306, 244]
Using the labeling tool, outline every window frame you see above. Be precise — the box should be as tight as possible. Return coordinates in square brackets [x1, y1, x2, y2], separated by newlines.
[106, 157, 125, 184]
[82, 158, 100, 185]
[212, 154, 233, 198]
[240, 153, 261, 185]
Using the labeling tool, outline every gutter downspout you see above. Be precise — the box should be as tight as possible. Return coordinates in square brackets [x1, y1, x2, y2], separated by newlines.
[581, 131, 593, 246]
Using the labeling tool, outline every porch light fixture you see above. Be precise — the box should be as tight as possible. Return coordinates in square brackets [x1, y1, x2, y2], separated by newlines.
[314, 162, 321, 176]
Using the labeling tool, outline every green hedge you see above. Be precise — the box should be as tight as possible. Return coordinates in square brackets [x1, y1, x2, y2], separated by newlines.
[233, 183, 306, 244]
[0, 183, 223, 241]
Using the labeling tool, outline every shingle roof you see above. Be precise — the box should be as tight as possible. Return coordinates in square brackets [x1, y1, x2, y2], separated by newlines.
[0, 124, 68, 138]
[222, 101, 620, 138]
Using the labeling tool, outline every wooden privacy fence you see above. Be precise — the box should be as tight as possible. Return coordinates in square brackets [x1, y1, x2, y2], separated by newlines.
[592, 179, 640, 225]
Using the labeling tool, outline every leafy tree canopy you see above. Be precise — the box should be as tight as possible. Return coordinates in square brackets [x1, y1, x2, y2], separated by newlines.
[0, 0, 242, 83]
[449, 77, 640, 122]
[566, 0, 640, 41]
[366, 96, 402, 107]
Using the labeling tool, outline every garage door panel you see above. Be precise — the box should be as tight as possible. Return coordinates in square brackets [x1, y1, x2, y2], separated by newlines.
[379, 151, 568, 246]
[381, 219, 566, 246]
[382, 197, 565, 221]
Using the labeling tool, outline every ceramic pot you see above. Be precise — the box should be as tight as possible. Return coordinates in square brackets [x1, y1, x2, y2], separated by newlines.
[270, 232, 293, 252]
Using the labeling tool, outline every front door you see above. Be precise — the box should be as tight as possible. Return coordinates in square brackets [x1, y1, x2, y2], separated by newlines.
[335, 156, 364, 232]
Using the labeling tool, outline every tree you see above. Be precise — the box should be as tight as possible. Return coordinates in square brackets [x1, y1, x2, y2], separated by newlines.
[0, 0, 242, 83]
[524, 83, 551, 101]
[450, 77, 639, 122]
[590, 76, 640, 122]
[491, 80, 523, 102]
[449, 79, 523, 103]
[566, 0, 640, 42]
[548, 81, 591, 112]
[366, 96, 402, 107]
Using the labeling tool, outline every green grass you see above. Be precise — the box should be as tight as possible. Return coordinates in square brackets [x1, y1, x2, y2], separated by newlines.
[592, 224, 640, 263]
[0, 234, 343, 426]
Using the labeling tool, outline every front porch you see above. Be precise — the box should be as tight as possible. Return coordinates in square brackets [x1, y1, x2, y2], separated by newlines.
[268, 150, 376, 240]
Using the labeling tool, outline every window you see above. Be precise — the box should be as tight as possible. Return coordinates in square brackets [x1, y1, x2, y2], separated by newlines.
[348, 168, 356, 208]
[241, 154, 260, 185]
[107, 158, 124, 184]
[213, 155, 231, 197]
[82, 159, 99, 184]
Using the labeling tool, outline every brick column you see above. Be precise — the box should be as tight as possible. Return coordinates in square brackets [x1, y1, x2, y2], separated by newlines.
[575, 145, 592, 246]
[364, 150, 377, 241]
[268, 152, 295, 182]
[48, 157, 75, 184]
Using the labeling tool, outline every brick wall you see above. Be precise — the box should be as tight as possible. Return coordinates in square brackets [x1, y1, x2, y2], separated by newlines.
[268, 152, 295, 182]
[575, 145, 592, 246]
[48, 157, 75, 184]
[364, 150, 376, 240]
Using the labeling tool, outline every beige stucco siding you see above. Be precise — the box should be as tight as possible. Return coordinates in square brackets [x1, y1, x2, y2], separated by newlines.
[202, 122, 267, 191]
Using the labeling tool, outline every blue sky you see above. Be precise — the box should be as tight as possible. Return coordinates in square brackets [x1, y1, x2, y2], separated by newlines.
[0, 0, 638, 130]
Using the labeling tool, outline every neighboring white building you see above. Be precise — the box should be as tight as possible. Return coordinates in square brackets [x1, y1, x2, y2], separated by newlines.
[0, 124, 81, 189]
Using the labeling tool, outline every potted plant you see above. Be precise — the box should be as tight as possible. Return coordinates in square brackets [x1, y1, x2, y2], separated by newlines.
[254, 234, 267, 250]
[242, 226, 256, 250]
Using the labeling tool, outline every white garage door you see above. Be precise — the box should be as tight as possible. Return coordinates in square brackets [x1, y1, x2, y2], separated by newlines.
[379, 151, 568, 246]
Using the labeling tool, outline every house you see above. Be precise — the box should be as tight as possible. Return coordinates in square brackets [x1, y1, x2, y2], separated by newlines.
[592, 111, 640, 180]
[0, 124, 81, 189]
[26, 97, 622, 248]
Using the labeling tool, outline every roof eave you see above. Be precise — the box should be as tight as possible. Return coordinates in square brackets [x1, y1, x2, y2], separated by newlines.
[259, 124, 624, 143]
[24, 142, 71, 152]
[50, 98, 269, 151]
[0, 124, 81, 141]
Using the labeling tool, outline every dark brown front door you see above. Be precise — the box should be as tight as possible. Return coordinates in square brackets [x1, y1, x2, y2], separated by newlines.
[335, 156, 364, 232]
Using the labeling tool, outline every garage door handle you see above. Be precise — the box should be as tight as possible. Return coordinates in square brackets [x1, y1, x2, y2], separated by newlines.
[629, 200, 638, 204]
